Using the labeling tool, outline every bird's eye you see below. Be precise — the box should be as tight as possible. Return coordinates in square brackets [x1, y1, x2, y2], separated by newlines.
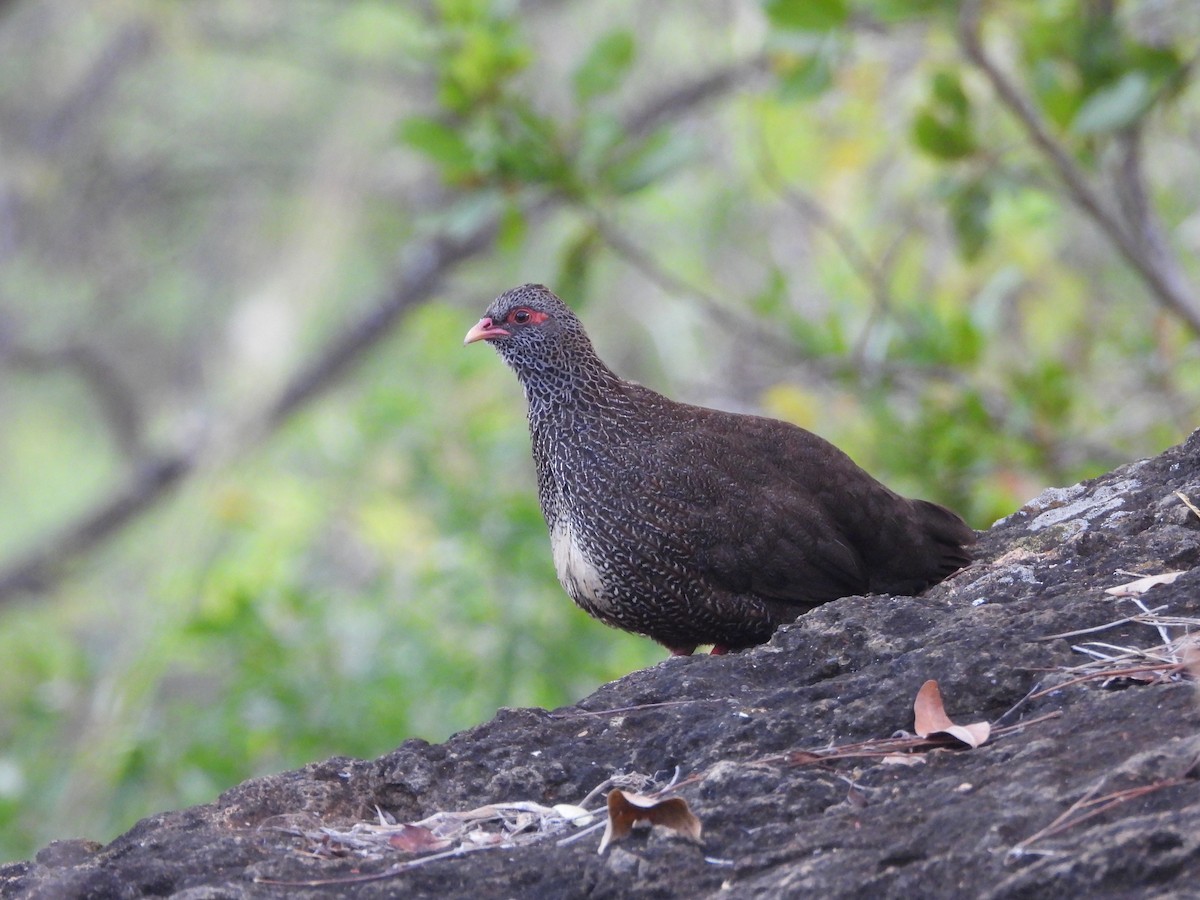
[503, 306, 547, 327]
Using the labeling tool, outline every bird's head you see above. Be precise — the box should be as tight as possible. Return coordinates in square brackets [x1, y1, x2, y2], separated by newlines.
[464, 284, 594, 376]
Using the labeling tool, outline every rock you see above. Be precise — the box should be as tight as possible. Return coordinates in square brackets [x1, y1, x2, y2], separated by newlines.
[4, 431, 1200, 899]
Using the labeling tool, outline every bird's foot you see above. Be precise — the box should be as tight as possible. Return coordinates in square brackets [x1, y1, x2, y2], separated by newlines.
[668, 645, 697, 657]
[710, 645, 730, 656]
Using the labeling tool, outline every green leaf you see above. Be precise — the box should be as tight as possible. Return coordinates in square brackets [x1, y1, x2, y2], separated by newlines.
[764, 0, 849, 31]
[575, 111, 624, 179]
[1071, 70, 1152, 134]
[912, 110, 976, 160]
[931, 70, 969, 118]
[398, 116, 475, 178]
[949, 179, 992, 261]
[1031, 58, 1082, 129]
[497, 201, 527, 253]
[572, 30, 636, 103]
[604, 128, 696, 195]
[857, 0, 955, 22]
[492, 104, 568, 185]
[751, 266, 789, 318]
[912, 69, 976, 160]
[777, 54, 833, 101]
[556, 227, 600, 307]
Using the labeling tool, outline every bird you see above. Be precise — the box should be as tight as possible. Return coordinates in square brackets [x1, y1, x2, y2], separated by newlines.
[464, 284, 976, 656]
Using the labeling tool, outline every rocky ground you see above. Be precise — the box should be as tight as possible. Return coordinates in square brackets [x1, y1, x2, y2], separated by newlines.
[4, 432, 1200, 899]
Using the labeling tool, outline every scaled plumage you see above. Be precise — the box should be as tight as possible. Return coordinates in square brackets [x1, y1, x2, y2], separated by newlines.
[465, 284, 975, 655]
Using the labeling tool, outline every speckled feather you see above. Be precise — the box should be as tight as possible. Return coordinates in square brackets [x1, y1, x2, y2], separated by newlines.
[467, 284, 976, 654]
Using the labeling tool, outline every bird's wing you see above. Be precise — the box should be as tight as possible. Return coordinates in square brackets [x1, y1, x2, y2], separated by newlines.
[618, 405, 874, 607]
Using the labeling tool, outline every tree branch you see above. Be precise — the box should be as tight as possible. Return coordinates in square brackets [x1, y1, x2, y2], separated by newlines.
[0, 215, 507, 605]
[33, 22, 156, 154]
[1, 339, 148, 460]
[0, 454, 191, 598]
[263, 227, 512, 435]
[0, 62, 761, 605]
[957, 0, 1200, 335]
[623, 56, 768, 140]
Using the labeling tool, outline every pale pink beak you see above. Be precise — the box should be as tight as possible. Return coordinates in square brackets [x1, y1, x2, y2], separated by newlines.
[463, 317, 510, 345]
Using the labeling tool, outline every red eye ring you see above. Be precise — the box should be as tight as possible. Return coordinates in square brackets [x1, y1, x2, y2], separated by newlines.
[506, 307, 547, 326]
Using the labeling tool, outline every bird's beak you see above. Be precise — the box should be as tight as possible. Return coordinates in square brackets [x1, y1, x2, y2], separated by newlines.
[463, 317, 510, 345]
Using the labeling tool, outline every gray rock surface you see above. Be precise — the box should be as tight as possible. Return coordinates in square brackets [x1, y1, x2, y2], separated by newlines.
[4, 431, 1200, 899]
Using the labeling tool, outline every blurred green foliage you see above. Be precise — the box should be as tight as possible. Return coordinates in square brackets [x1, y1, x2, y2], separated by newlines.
[0, 0, 1198, 863]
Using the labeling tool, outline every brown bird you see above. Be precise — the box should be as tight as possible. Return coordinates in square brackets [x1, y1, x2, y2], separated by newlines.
[465, 284, 975, 656]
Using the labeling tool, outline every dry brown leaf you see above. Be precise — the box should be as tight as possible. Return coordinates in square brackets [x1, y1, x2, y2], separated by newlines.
[913, 680, 991, 748]
[1104, 571, 1184, 597]
[387, 824, 451, 853]
[597, 790, 702, 854]
[1183, 638, 1200, 687]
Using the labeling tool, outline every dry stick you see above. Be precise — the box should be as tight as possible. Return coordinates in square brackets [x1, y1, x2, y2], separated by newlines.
[1009, 777, 1109, 856]
[255, 840, 507, 888]
[755, 711, 1061, 769]
[1011, 777, 1189, 856]
[1035, 606, 1170, 642]
[550, 698, 730, 719]
[957, 0, 1200, 336]
[991, 681, 1043, 726]
[1028, 662, 1188, 700]
[1176, 491, 1200, 521]
[282, 708, 1066, 876]
[1072, 640, 1177, 664]
[1123, 595, 1175, 651]
[556, 819, 608, 848]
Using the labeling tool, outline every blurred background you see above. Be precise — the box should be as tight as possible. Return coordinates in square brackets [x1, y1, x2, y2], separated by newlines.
[1, 0, 1197, 862]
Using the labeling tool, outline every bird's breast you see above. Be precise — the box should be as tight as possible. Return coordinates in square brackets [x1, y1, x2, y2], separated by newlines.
[550, 513, 609, 611]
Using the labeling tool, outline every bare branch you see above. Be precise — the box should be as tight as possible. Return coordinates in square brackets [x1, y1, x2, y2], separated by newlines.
[0, 213, 502, 605]
[587, 211, 808, 363]
[1, 339, 148, 460]
[0, 454, 190, 598]
[757, 149, 897, 322]
[0, 63, 766, 605]
[263, 226, 513, 435]
[588, 209, 1125, 482]
[623, 56, 768, 140]
[33, 22, 156, 153]
[958, 0, 1200, 335]
[752, 139, 924, 368]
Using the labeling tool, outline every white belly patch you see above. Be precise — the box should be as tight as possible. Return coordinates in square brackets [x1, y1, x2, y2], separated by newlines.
[551, 515, 607, 608]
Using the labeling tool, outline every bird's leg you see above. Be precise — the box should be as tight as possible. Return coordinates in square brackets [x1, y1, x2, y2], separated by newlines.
[668, 645, 697, 657]
[710, 645, 730, 655]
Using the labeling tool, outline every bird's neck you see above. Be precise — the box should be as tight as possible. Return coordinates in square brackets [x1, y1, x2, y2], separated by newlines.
[519, 357, 617, 410]
[516, 352, 627, 437]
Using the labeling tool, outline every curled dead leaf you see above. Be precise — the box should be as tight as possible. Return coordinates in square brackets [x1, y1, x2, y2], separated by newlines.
[597, 790, 703, 854]
[913, 680, 991, 748]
